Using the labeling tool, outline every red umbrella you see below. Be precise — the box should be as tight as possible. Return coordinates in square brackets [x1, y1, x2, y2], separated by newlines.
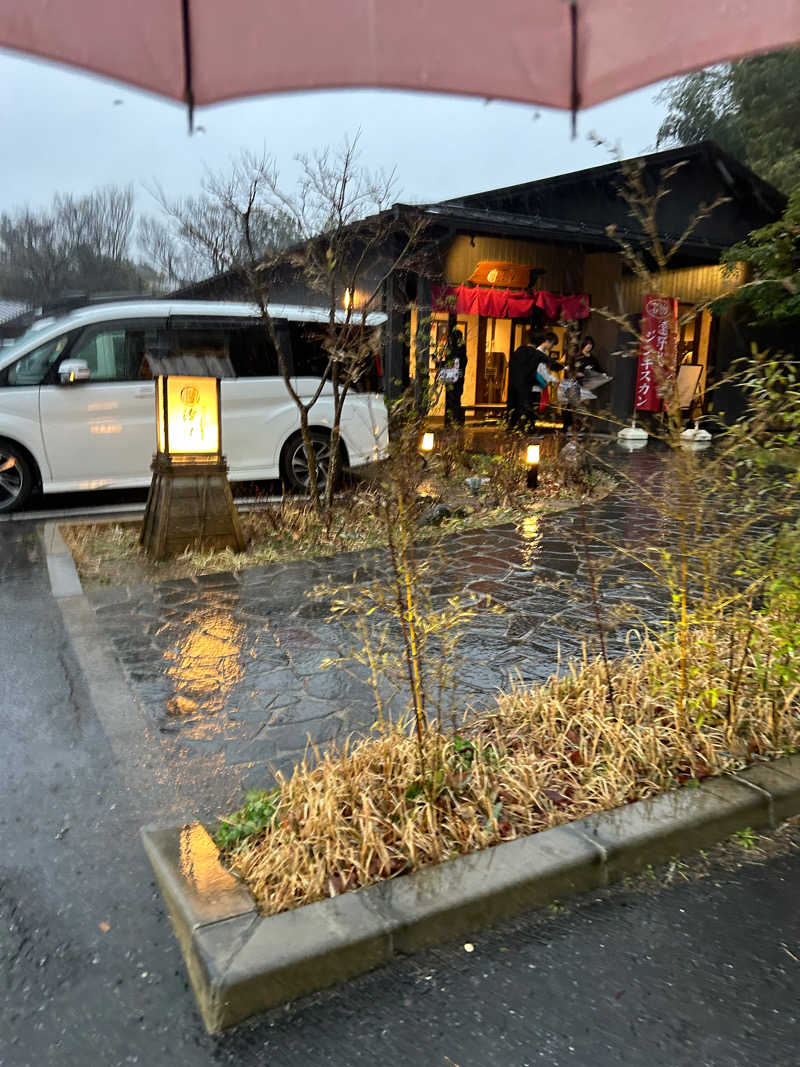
[2, 0, 798, 126]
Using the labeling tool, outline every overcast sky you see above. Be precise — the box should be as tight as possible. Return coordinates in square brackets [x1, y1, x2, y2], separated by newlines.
[0, 48, 670, 216]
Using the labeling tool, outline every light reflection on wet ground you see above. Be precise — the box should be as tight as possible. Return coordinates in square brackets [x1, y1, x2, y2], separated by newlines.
[88, 447, 691, 791]
[178, 822, 240, 894]
[162, 608, 249, 717]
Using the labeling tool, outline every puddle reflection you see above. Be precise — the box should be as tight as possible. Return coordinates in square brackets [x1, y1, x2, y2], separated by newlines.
[179, 822, 239, 894]
[518, 513, 542, 570]
[163, 609, 247, 716]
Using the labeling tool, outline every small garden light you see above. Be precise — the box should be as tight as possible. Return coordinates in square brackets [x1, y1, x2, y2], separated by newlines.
[525, 442, 540, 490]
[420, 431, 435, 453]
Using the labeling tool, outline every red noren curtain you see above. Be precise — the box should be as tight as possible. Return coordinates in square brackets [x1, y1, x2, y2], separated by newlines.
[432, 284, 590, 320]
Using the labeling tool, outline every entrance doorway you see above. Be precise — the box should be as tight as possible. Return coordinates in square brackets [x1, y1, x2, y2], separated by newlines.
[422, 312, 570, 422]
[677, 306, 713, 416]
[425, 312, 472, 419]
[475, 317, 512, 407]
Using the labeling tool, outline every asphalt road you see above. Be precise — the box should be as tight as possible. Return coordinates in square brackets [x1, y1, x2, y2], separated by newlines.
[1, 517, 799, 1067]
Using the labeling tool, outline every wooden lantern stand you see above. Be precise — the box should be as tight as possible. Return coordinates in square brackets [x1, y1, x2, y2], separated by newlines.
[140, 453, 245, 560]
[139, 358, 246, 561]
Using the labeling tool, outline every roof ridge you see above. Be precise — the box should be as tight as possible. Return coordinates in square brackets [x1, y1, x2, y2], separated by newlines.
[439, 140, 783, 210]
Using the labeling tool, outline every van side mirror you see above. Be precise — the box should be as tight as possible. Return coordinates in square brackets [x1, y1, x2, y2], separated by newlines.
[58, 359, 91, 385]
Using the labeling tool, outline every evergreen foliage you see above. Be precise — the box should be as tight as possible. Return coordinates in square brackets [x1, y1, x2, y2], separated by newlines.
[657, 49, 800, 194]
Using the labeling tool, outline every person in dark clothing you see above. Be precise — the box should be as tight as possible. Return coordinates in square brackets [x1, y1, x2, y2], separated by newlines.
[574, 335, 612, 421]
[576, 335, 604, 381]
[443, 328, 468, 425]
[506, 330, 558, 429]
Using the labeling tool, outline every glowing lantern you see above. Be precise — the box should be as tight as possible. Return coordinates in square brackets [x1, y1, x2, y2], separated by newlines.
[420, 431, 435, 453]
[155, 374, 221, 458]
[141, 349, 245, 559]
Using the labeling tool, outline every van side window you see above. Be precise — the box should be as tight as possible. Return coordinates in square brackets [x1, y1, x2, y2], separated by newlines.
[69, 325, 149, 382]
[2, 335, 70, 386]
[229, 324, 280, 377]
[289, 323, 329, 379]
[158, 327, 229, 362]
[155, 323, 234, 378]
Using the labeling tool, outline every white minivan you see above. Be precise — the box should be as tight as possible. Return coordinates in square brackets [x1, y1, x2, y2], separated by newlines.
[0, 300, 389, 511]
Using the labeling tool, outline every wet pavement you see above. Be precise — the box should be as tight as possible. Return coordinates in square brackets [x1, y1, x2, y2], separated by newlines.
[86, 445, 674, 795]
[2, 445, 800, 1065]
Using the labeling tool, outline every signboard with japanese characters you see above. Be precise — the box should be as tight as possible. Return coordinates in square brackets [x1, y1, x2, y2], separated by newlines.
[634, 294, 677, 412]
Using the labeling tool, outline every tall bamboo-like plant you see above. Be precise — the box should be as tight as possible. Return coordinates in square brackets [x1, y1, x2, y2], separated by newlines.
[572, 144, 798, 726]
[316, 408, 498, 788]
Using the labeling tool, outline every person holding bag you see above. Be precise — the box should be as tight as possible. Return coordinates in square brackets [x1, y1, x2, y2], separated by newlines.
[535, 342, 562, 415]
[507, 330, 558, 428]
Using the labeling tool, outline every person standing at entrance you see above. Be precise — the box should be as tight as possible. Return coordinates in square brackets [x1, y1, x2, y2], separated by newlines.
[576, 336, 608, 387]
[575, 334, 612, 421]
[507, 330, 558, 428]
[443, 328, 468, 425]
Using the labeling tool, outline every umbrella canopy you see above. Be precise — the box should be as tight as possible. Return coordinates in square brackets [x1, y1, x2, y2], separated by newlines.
[2, 0, 798, 119]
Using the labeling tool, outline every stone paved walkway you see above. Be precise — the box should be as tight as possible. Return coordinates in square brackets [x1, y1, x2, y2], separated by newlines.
[87, 447, 675, 789]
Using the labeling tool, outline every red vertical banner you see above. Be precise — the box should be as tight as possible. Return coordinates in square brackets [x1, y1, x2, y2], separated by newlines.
[634, 294, 678, 412]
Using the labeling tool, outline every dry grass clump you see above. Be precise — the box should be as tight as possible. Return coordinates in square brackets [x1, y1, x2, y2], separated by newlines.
[61, 464, 600, 588]
[219, 612, 799, 917]
[60, 498, 382, 586]
[63, 521, 142, 581]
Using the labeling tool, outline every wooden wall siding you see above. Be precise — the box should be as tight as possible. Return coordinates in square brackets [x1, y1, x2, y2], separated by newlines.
[580, 252, 623, 368]
[616, 263, 747, 313]
[444, 235, 584, 293]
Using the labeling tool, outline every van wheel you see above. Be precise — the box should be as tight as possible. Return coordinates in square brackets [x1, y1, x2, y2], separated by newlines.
[0, 442, 33, 513]
[280, 430, 338, 495]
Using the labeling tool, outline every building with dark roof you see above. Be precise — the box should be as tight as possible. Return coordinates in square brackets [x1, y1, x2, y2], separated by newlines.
[178, 141, 787, 425]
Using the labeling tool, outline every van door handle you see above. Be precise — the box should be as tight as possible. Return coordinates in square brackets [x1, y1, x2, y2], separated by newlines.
[134, 387, 154, 399]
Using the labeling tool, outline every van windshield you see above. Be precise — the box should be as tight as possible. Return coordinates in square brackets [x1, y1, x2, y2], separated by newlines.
[3, 335, 70, 386]
[0, 317, 67, 366]
[0, 334, 39, 366]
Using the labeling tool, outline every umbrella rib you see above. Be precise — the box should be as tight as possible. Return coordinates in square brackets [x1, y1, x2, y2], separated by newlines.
[181, 0, 195, 133]
[570, 1, 580, 138]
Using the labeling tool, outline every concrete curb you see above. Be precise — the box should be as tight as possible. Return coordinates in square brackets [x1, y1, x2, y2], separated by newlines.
[142, 753, 800, 1033]
[41, 521, 83, 598]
